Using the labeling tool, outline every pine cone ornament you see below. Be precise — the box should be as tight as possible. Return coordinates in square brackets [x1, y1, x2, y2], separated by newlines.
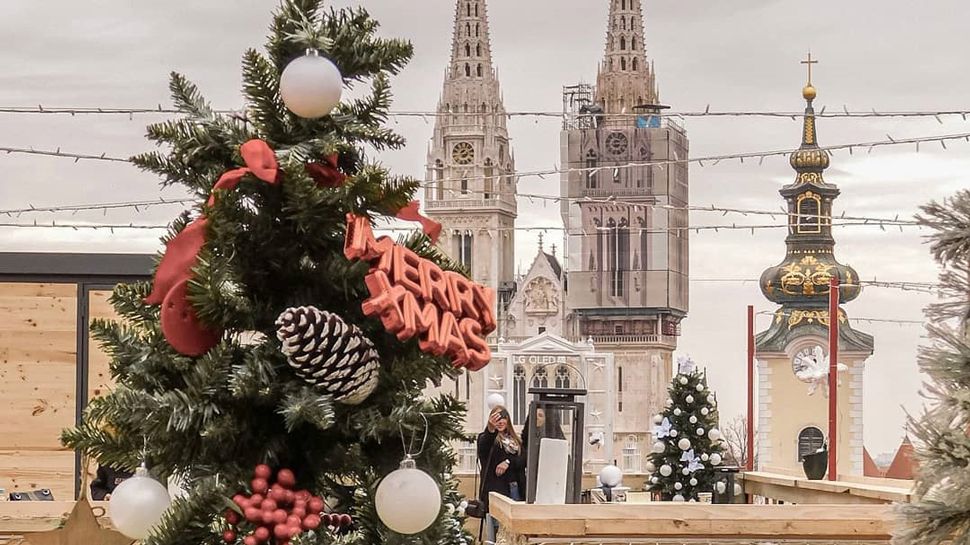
[275, 306, 380, 405]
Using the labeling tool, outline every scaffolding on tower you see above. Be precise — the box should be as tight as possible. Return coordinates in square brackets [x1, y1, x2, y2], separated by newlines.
[562, 83, 598, 130]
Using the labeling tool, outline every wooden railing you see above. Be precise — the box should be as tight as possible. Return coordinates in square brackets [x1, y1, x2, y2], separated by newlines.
[740, 471, 913, 505]
[489, 493, 897, 544]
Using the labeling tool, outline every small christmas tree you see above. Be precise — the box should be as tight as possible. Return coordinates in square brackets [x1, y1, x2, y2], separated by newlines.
[645, 357, 726, 501]
[896, 189, 970, 545]
[61, 3, 486, 545]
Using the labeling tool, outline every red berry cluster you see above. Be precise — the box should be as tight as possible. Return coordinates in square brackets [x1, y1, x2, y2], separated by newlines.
[222, 464, 352, 545]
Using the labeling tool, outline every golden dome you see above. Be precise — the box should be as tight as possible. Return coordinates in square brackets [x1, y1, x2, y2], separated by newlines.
[802, 84, 817, 101]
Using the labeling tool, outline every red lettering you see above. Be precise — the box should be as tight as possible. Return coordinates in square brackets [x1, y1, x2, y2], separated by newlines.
[392, 246, 424, 296]
[399, 291, 440, 341]
[418, 259, 451, 310]
[344, 213, 393, 262]
[444, 271, 479, 320]
[438, 311, 469, 366]
[460, 318, 490, 371]
[361, 270, 407, 335]
[471, 284, 496, 334]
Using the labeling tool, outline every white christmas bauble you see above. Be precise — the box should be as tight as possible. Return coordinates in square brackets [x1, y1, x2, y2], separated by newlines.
[652, 441, 666, 453]
[659, 464, 673, 477]
[734, 483, 744, 496]
[701, 408, 710, 416]
[689, 478, 698, 486]
[375, 459, 442, 534]
[678, 438, 691, 450]
[710, 453, 722, 466]
[674, 482, 683, 490]
[279, 52, 343, 118]
[673, 408, 682, 416]
[166, 473, 188, 500]
[672, 494, 685, 502]
[645, 461, 656, 473]
[697, 427, 705, 436]
[689, 416, 698, 424]
[681, 468, 690, 475]
[670, 429, 679, 437]
[486, 393, 506, 411]
[599, 465, 623, 488]
[458, 500, 468, 511]
[716, 481, 727, 494]
[653, 414, 663, 425]
[109, 466, 172, 539]
[701, 453, 709, 461]
[708, 428, 722, 442]
[707, 394, 716, 404]
[685, 395, 694, 404]
[651, 477, 659, 484]
[679, 376, 688, 385]
[696, 383, 704, 392]
[688, 498, 697, 503]
[666, 398, 673, 406]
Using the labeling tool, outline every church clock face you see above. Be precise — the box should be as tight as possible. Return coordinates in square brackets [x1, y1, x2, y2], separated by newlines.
[605, 132, 628, 156]
[792, 345, 824, 381]
[452, 142, 474, 165]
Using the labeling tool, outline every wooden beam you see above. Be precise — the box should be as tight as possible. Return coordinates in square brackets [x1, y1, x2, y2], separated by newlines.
[488, 493, 895, 540]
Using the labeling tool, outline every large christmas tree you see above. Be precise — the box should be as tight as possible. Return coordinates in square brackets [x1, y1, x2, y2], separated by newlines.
[896, 189, 970, 545]
[62, 3, 485, 545]
[645, 357, 726, 501]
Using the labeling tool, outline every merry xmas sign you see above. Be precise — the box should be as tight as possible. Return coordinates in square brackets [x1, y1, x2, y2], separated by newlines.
[344, 213, 495, 371]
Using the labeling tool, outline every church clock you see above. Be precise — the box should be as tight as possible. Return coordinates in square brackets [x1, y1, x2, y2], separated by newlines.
[605, 132, 628, 156]
[792, 344, 824, 381]
[452, 142, 475, 164]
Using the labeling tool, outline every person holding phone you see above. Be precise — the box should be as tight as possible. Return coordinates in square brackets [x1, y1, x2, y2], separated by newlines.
[477, 405, 525, 543]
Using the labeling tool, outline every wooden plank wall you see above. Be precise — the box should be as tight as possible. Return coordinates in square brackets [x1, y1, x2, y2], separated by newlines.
[0, 285, 122, 501]
[0, 283, 78, 500]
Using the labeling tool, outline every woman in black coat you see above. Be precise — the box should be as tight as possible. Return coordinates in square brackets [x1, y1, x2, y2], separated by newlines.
[477, 405, 525, 543]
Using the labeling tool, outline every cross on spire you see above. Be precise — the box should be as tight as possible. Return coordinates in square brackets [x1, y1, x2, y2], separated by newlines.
[801, 51, 818, 86]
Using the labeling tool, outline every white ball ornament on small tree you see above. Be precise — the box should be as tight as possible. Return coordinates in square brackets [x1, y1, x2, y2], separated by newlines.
[652, 441, 666, 453]
[659, 464, 673, 477]
[681, 468, 690, 475]
[645, 461, 656, 473]
[670, 429, 679, 437]
[696, 427, 705, 436]
[708, 428, 722, 441]
[689, 415, 698, 424]
[707, 394, 716, 404]
[599, 464, 623, 488]
[674, 482, 683, 490]
[685, 395, 694, 404]
[710, 453, 722, 466]
[279, 50, 343, 118]
[701, 453, 709, 461]
[701, 407, 710, 416]
[696, 383, 704, 392]
[689, 477, 698, 486]
[375, 457, 442, 535]
[672, 494, 685, 502]
[653, 414, 663, 425]
[651, 476, 659, 484]
[678, 438, 691, 450]
[673, 408, 682, 416]
[679, 376, 688, 385]
[109, 464, 172, 539]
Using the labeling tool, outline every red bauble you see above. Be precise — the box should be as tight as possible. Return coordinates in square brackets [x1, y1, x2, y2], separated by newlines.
[260, 498, 277, 512]
[222, 530, 236, 543]
[283, 490, 295, 505]
[253, 464, 272, 480]
[307, 497, 324, 514]
[232, 495, 248, 508]
[302, 514, 321, 530]
[337, 514, 352, 527]
[273, 524, 290, 540]
[287, 525, 302, 539]
[244, 507, 262, 523]
[253, 526, 270, 542]
[160, 277, 222, 356]
[321, 513, 333, 526]
[305, 154, 347, 188]
[225, 510, 240, 525]
[250, 494, 264, 505]
[291, 507, 306, 519]
[276, 469, 296, 489]
[286, 515, 301, 528]
[272, 509, 288, 525]
[269, 485, 287, 502]
[251, 478, 269, 495]
[260, 510, 274, 526]
[295, 490, 310, 501]
[243, 537, 257, 545]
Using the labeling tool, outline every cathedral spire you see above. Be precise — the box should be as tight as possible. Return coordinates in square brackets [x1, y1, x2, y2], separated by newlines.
[448, 0, 494, 80]
[789, 51, 830, 185]
[596, 0, 658, 113]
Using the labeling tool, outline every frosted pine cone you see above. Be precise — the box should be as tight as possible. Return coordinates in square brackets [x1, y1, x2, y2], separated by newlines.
[275, 306, 380, 405]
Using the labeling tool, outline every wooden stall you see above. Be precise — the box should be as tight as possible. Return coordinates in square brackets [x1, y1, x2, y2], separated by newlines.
[0, 253, 153, 501]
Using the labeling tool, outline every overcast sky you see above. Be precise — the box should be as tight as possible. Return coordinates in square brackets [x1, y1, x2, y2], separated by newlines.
[1, 0, 967, 456]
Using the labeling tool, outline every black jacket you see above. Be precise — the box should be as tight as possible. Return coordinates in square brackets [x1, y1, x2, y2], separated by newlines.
[476, 429, 526, 511]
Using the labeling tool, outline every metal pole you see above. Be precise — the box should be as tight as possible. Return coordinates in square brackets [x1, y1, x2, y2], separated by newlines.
[828, 276, 839, 481]
[746, 305, 755, 472]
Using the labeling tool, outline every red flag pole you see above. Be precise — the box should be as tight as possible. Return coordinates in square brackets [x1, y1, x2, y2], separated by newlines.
[828, 277, 840, 481]
[747, 305, 755, 472]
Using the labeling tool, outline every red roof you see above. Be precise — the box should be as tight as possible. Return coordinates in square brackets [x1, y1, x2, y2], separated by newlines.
[863, 448, 885, 478]
[884, 436, 917, 480]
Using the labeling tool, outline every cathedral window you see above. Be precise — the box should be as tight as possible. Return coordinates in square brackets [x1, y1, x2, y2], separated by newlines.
[584, 150, 598, 189]
[476, 23, 480, 36]
[461, 178, 469, 194]
[464, 63, 470, 76]
[476, 43, 482, 56]
[532, 367, 549, 389]
[457, 231, 473, 272]
[617, 365, 624, 412]
[513, 365, 526, 424]
[622, 0, 626, 8]
[621, 57, 627, 71]
[796, 192, 822, 234]
[555, 366, 571, 389]
[466, 22, 470, 36]
[465, 43, 471, 57]
[607, 218, 629, 297]
[484, 159, 494, 199]
[475, 2, 479, 16]
[467, 3, 471, 16]
[609, 58, 614, 70]
[632, 58, 638, 71]
[632, 36, 637, 50]
[477, 64, 483, 77]
[620, 36, 626, 50]
[621, 15, 626, 30]
[434, 160, 444, 200]
[639, 218, 649, 270]
[622, 436, 641, 472]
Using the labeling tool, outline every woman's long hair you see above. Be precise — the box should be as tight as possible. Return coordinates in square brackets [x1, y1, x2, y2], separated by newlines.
[490, 405, 522, 452]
